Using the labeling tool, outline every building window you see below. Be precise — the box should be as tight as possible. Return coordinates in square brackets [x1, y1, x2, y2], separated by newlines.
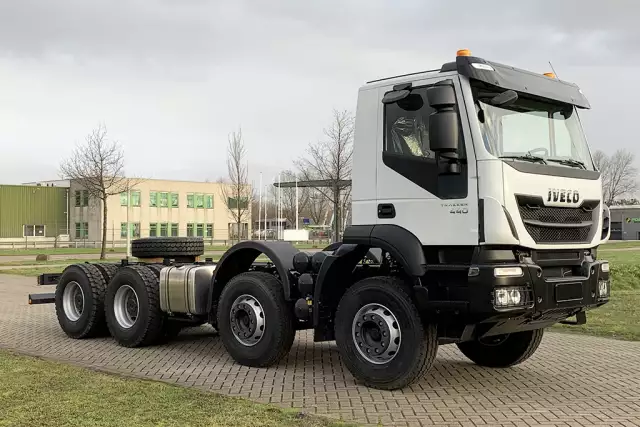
[171, 223, 179, 237]
[160, 223, 168, 237]
[195, 194, 204, 208]
[131, 191, 141, 207]
[227, 197, 248, 209]
[187, 223, 194, 237]
[149, 223, 158, 237]
[75, 222, 88, 239]
[159, 192, 169, 208]
[187, 193, 194, 208]
[23, 225, 45, 237]
[75, 190, 89, 207]
[206, 223, 213, 238]
[121, 191, 141, 206]
[150, 191, 158, 207]
[196, 223, 204, 237]
[120, 223, 140, 238]
[205, 195, 213, 209]
[171, 193, 179, 208]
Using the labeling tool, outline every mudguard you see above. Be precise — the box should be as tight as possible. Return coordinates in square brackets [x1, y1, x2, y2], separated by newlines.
[342, 224, 426, 276]
[208, 241, 299, 312]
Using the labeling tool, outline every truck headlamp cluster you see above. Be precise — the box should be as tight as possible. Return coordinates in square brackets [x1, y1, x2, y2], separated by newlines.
[598, 279, 610, 300]
[493, 287, 528, 309]
[601, 262, 610, 273]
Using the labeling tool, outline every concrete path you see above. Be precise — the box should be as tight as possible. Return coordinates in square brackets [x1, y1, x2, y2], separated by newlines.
[1, 274, 639, 426]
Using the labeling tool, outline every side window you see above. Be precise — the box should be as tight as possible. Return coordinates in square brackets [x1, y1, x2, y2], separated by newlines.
[382, 83, 467, 200]
[385, 88, 435, 159]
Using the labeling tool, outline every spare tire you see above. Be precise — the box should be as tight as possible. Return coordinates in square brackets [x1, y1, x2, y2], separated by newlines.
[131, 237, 204, 259]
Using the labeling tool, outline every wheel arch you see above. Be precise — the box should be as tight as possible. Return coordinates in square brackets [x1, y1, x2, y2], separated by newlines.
[208, 241, 299, 313]
[342, 224, 426, 276]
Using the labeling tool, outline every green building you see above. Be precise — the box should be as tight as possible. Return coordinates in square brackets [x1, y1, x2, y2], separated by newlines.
[0, 185, 69, 239]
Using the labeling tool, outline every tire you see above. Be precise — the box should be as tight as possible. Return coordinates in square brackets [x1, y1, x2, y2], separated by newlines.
[54, 264, 108, 339]
[456, 329, 544, 368]
[104, 265, 165, 347]
[94, 263, 119, 284]
[145, 264, 164, 278]
[217, 272, 295, 367]
[334, 276, 438, 390]
[131, 237, 204, 259]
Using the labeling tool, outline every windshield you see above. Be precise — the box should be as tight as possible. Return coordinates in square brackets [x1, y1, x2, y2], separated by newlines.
[476, 91, 595, 171]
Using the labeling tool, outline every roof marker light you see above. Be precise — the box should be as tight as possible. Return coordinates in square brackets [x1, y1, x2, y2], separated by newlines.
[544, 72, 556, 78]
[457, 49, 471, 57]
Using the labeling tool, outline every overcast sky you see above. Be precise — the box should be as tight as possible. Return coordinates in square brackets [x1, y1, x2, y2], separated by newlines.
[0, 0, 637, 186]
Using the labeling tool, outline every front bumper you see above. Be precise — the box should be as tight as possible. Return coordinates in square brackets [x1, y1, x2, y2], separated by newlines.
[468, 259, 610, 315]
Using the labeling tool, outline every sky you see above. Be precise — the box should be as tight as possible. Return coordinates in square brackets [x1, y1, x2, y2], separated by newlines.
[0, 0, 638, 187]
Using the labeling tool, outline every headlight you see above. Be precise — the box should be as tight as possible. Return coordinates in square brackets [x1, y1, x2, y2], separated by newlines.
[601, 262, 609, 273]
[598, 280, 610, 299]
[494, 267, 523, 277]
[494, 287, 527, 309]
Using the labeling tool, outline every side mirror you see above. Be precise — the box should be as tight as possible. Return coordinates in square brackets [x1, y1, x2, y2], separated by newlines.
[426, 84, 459, 154]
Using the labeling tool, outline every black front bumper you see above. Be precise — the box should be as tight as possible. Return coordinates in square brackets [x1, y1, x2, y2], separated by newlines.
[455, 256, 610, 338]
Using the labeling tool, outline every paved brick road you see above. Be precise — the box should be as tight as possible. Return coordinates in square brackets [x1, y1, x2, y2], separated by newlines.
[1, 274, 639, 427]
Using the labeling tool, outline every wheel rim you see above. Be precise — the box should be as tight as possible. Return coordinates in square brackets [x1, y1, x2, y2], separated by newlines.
[62, 281, 84, 321]
[230, 294, 265, 347]
[352, 303, 401, 364]
[113, 285, 139, 329]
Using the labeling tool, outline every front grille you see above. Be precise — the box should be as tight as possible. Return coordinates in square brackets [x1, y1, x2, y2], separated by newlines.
[516, 195, 599, 244]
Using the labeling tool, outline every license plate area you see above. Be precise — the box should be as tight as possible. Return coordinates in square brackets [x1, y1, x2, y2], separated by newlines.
[555, 282, 584, 303]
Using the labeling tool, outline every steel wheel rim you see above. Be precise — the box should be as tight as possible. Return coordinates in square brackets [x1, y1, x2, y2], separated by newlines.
[113, 285, 139, 329]
[352, 303, 401, 364]
[62, 281, 84, 322]
[230, 294, 265, 347]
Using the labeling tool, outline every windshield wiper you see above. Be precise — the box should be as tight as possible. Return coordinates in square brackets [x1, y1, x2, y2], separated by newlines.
[499, 154, 547, 164]
[546, 158, 586, 169]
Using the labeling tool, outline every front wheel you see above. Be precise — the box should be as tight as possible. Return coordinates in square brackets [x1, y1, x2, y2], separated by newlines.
[456, 329, 544, 368]
[334, 276, 438, 390]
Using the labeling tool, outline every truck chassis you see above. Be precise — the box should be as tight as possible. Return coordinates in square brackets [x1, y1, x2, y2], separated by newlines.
[29, 235, 610, 390]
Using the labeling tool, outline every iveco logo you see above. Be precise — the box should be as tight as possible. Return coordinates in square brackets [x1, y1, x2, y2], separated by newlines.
[547, 188, 580, 204]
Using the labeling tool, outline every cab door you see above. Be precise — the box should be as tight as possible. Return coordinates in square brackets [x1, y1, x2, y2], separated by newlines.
[375, 74, 479, 246]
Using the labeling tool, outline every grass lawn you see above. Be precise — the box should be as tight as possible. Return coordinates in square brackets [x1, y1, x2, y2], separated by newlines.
[0, 350, 351, 427]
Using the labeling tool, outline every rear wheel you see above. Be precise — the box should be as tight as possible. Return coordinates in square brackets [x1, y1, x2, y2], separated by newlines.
[94, 263, 119, 285]
[55, 264, 108, 339]
[105, 266, 165, 347]
[217, 272, 295, 367]
[457, 329, 544, 368]
[334, 276, 438, 390]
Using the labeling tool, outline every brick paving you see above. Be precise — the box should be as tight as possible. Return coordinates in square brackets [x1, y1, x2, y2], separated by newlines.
[1, 273, 640, 426]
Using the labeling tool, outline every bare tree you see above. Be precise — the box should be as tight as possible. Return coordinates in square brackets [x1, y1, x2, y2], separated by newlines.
[593, 149, 638, 205]
[219, 128, 252, 242]
[307, 190, 328, 225]
[60, 124, 137, 260]
[295, 109, 354, 241]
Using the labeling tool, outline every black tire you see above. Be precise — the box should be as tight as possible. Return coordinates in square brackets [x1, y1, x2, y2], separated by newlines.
[104, 265, 165, 347]
[217, 272, 295, 367]
[54, 264, 108, 339]
[145, 264, 164, 278]
[94, 263, 119, 284]
[334, 276, 438, 390]
[457, 329, 544, 368]
[131, 237, 204, 259]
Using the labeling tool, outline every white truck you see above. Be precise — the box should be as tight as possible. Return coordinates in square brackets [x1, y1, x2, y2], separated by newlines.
[30, 49, 611, 390]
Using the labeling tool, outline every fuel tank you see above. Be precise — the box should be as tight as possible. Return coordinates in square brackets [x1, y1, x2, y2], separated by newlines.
[159, 264, 216, 316]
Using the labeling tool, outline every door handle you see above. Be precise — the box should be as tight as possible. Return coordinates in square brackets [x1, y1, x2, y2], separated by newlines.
[377, 203, 396, 219]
